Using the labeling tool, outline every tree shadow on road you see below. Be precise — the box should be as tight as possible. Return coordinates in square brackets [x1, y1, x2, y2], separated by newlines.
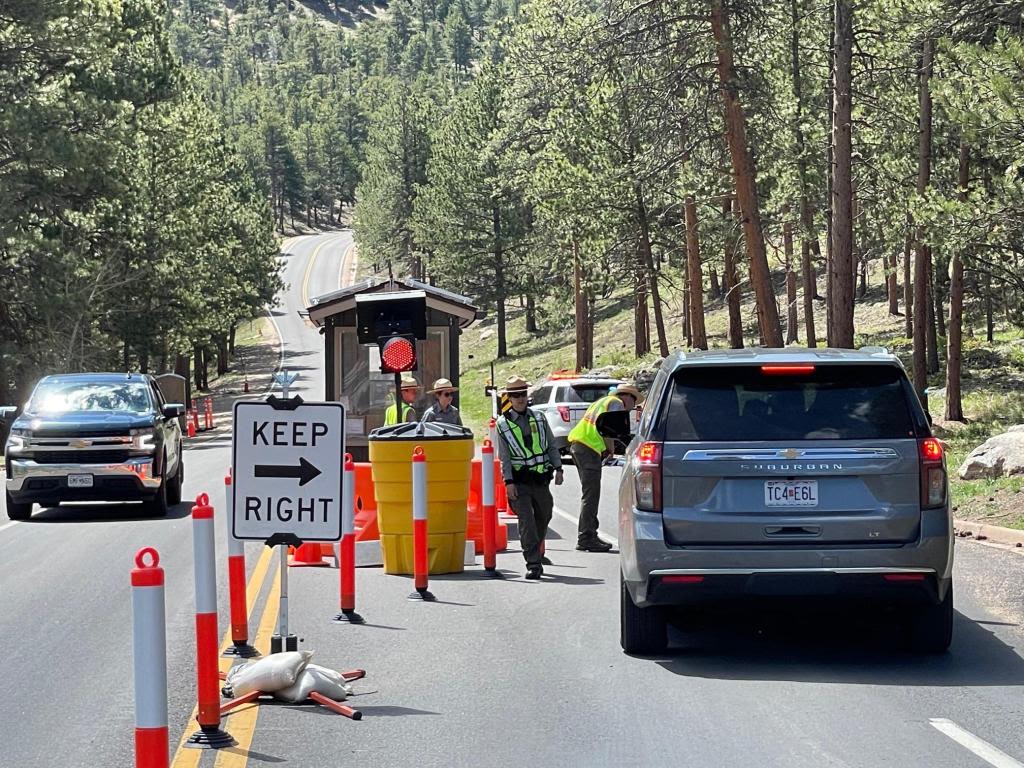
[650, 602, 1024, 687]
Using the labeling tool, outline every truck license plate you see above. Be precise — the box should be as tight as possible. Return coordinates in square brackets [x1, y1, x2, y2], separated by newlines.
[68, 474, 94, 488]
[764, 480, 818, 507]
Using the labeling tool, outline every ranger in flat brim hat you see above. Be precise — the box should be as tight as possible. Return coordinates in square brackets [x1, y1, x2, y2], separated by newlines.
[428, 378, 459, 394]
[502, 375, 531, 394]
[400, 376, 420, 390]
[613, 384, 641, 402]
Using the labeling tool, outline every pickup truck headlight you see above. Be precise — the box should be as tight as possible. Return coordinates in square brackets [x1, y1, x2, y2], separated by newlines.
[130, 428, 157, 452]
[5, 428, 29, 453]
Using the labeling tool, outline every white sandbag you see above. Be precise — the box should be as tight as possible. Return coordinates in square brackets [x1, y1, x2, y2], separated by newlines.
[224, 651, 313, 697]
[273, 664, 353, 704]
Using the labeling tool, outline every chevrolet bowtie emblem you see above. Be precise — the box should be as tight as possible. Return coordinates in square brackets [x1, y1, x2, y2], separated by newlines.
[781, 448, 801, 459]
[71, 438, 90, 448]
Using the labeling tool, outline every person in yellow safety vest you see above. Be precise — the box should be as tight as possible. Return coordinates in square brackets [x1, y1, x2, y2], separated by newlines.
[567, 383, 641, 551]
[495, 375, 564, 580]
[384, 376, 420, 425]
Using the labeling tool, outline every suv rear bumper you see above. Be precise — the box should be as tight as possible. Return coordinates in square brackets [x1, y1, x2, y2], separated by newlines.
[6, 457, 162, 503]
[621, 508, 953, 608]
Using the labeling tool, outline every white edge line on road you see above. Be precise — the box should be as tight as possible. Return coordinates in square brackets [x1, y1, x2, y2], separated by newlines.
[930, 718, 1024, 768]
[552, 503, 618, 548]
[0, 521, 19, 535]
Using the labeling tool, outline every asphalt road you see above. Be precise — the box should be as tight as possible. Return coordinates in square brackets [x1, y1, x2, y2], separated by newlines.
[2, 231, 1024, 767]
[0, 231, 352, 768]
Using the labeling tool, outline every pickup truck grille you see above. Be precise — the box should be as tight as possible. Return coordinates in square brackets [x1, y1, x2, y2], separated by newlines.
[31, 450, 131, 464]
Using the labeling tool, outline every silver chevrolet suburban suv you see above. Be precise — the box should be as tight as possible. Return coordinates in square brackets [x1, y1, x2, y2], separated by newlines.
[618, 348, 953, 654]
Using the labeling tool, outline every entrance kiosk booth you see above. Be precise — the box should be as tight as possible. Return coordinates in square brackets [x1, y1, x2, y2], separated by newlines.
[307, 278, 481, 461]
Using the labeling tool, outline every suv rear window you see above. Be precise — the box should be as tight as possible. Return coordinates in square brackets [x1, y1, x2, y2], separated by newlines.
[565, 384, 617, 403]
[662, 365, 917, 441]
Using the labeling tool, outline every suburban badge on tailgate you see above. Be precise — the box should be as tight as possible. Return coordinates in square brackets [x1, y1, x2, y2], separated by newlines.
[740, 463, 844, 471]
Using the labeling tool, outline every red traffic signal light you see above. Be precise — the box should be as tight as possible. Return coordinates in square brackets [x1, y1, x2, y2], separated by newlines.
[379, 335, 417, 373]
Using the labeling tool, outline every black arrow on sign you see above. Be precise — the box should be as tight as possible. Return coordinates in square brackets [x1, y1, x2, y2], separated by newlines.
[254, 457, 321, 486]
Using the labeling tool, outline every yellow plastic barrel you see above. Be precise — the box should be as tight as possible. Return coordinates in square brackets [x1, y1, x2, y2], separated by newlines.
[368, 422, 474, 575]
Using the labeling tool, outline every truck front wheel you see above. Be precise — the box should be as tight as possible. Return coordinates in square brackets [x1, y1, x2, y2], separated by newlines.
[5, 490, 32, 521]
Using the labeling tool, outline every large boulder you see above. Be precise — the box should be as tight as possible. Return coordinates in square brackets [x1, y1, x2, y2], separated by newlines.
[958, 426, 1024, 480]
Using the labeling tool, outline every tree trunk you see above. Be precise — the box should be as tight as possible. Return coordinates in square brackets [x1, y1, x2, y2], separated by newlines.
[709, 268, 722, 299]
[985, 271, 994, 341]
[790, 0, 817, 347]
[933, 252, 947, 339]
[193, 345, 203, 392]
[634, 257, 650, 357]
[829, 0, 855, 348]
[801, 236, 817, 347]
[685, 195, 708, 349]
[525, 295, 537, 333]
[573, 239, 592, 370]
[636, 184, 669, 357]
[945, 142, 968, 422]
[217, 335, 229, 376]
[229, 324, 237, 356]
[887, 248, 899, 315]
[683, 285, 693, 348]
[711, 0, 784, 347]
[903, 227, 913, 336]
[494, 207, 508, 359]
[825, 0, 836, 345]
[724, 196, 744, 349]
[912, 38, 933, 407]
[926, 260, 940, 374]
[783, 206, 799, 344]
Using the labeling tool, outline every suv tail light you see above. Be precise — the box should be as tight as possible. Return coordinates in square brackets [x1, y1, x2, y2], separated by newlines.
[557, 405, 571, 423]
[919, 437, 947, 509]
[634, 441, 662, 512]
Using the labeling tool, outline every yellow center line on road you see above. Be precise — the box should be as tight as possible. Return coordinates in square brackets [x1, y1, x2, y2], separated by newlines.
[213, 567, 282, 768]
[337, 241, 357, 290]
[301, 235, 350, 310]
[169, 544, 275, 768]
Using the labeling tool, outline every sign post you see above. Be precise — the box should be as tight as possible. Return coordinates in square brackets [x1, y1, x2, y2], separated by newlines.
[232, 392, 344, 654]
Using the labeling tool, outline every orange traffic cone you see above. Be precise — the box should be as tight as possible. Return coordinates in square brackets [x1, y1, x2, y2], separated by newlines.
[289, 542, 330, 567]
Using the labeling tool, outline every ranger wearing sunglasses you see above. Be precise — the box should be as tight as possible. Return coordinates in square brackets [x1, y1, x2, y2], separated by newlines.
[495, 375, 564, 579]
[421, 378, 463, 426]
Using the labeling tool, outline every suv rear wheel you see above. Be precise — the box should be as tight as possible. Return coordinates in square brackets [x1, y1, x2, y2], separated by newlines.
[620, 573, 667, 654]
[5, 491, 32, 521]
[906, 586, 953, 653]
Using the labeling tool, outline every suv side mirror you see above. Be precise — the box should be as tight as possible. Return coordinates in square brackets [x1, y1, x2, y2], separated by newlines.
[0, 406, 17, 422]
[595, 410, 632, 447]
[163, 403, 186, 419]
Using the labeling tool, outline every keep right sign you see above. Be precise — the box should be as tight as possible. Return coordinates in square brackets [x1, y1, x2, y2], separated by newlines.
[232, 399, 345, 542]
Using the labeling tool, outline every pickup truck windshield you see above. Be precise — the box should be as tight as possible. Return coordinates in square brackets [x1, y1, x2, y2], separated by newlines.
[29, 381, 153, 414]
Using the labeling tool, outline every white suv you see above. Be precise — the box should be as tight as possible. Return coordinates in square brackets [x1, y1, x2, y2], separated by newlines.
[529, 375, 625, 453]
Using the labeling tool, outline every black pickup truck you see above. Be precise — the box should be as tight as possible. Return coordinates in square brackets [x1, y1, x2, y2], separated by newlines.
[2, 373, 185, 520]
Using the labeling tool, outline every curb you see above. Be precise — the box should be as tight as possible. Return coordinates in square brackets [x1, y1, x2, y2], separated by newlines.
[954, 518, 1024, 549]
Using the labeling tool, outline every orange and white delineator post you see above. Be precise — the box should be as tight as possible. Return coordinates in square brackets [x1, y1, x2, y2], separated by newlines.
[131, 547, 168, 768]
[408, 446, 435, 601]
[185, 494, 235, 750]
[223, 474, 257, 657]
[481, 440, 500, 575]
[334, 453, 365, 623]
